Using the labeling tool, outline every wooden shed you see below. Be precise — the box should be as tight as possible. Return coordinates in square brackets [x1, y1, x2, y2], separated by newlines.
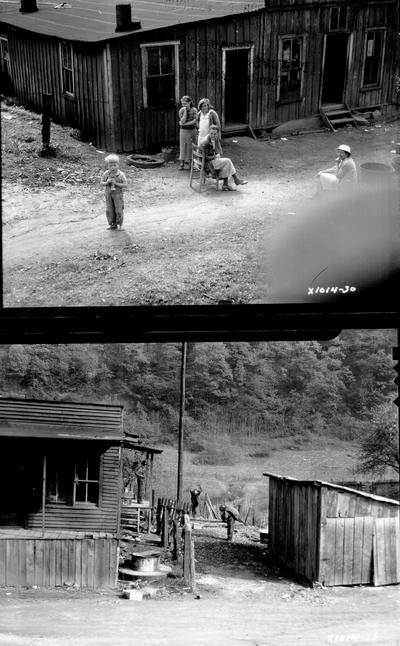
[0, 0, 398, 152]
[0, 397, 126, 588]
[265, 472, 400, 587]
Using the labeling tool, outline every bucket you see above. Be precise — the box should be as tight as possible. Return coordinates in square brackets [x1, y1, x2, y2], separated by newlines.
[359, 162, 396, 185]
[162, 146, 178, 163]
[130, 551, 160, 572]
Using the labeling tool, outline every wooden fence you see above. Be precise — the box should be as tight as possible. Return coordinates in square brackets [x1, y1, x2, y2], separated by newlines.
[0, 535, 119, 588]
[156, 498, 195, 589]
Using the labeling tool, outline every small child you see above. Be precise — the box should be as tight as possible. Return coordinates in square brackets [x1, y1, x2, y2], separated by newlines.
[100, 154, 128, 230]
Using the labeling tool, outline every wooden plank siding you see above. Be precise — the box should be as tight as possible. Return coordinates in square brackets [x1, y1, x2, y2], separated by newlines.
[0, 537, 118, 588]
[373, 517, 400, 586]
[2, 1, 399, 152]
[268, 475, 399, 586]
[26, 445, 121, 533]
[268, 477, 320, 582]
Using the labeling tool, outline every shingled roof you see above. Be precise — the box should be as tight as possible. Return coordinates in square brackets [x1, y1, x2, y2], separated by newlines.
[0, 0, 265, 42]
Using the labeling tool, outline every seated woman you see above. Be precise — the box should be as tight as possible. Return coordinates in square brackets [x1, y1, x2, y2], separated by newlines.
[312, 144, 357, 198]
[199, 125, 247, 191]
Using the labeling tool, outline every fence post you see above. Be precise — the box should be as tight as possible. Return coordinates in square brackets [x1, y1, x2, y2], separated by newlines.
[40, 92, 55, 157]
[162, 504, 169, 550]
[183, 513, 195, 590]
[156, 498, 162, 535]
[172, 516, 182, 562]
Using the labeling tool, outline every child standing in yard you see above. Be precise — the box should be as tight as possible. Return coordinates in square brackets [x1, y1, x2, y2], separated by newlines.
[100, 154, 127, 230]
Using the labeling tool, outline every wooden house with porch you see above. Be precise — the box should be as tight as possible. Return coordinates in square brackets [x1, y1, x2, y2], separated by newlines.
[0, 397, 162, 588]
[0, 0, 398, 152]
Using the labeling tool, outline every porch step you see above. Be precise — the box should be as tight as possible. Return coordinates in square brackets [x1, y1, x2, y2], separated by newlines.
[320, 103, 359, 132]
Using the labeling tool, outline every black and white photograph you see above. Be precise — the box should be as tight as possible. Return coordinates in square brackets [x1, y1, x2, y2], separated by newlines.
[1, 0, 400, 307]
[1, 0, 400, 644]
[0, 337, 398, 645]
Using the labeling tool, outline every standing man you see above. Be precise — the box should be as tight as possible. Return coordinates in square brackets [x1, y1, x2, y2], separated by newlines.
[190, 485, 202, 517]
[219, 504, 243, 542]
[134, 460, 146, 504]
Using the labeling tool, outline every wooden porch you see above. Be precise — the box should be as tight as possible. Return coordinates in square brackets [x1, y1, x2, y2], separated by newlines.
[0, 528, 119, 588]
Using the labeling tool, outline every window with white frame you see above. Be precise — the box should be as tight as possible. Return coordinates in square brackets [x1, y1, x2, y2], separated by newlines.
[363, 30, 385, 87]
[278, 36, 304, 103]
[46, 454, 100, 505]
[0, 36, 9, 74]
[329, 6, 348, 31]
[74, 457, 99, 504]
[60, 41, 74, 95]
[141, 42, 179, 107]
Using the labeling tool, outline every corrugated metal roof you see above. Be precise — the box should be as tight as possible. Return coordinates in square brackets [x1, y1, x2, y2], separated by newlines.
[0, 397, 124, 439]
[0, 0, 265, 42]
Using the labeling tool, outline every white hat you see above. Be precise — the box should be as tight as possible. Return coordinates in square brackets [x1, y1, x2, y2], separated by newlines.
[337, 144, 351, 154]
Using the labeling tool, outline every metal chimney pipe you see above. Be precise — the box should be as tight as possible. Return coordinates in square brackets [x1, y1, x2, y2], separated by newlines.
[20, 0, 38, 12]
[116, 4, 132, 31]
[115, 4, 141, 32]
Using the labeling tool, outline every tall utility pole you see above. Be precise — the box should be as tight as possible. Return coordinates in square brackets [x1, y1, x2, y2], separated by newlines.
[177, 342, 187, 502]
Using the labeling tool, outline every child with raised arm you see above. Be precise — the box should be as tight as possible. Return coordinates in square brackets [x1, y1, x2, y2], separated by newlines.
[100, 153, 128, 230]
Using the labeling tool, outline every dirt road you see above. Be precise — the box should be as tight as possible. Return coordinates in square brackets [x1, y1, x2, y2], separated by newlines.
[0, 579, 399, 646]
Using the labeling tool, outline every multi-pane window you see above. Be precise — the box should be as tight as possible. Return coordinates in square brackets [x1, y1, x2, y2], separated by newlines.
[278, 37, 303, 102]
[46, 455, 99, 505]
[329, 6, 348, 31]
[141, 42, 178, 107]
[74, 457, 99, 504]
[363, 30, 384, 87]
[60, 42, 74, 95]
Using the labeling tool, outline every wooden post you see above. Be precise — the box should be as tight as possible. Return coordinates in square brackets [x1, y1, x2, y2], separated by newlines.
[162, 504, 169, 550]
[149, 454, 154, 505]
[393, 330, 400, 504]
[156, 498, 163, 535]
[41, 454, 46, 537]
[41, 92, 53, 155]
[183, 514, 195, 589]
[145, 451, 150, 501]
[177, 342, 187, 502]
[172, 517, 182, 562]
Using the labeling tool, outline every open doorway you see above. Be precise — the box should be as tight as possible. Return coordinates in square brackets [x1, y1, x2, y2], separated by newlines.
[223, 48, 251, 129]
[321, 33, 349, 105]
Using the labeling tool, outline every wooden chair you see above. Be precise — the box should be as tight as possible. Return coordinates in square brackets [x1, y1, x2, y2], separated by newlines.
[189, 143, 220, 192]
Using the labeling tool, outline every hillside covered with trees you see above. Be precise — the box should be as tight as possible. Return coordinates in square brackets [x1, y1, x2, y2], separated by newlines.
[0, 331, 397, 466]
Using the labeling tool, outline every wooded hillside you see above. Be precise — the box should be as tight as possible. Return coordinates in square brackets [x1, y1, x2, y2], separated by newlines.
[0, 330, 396, 451]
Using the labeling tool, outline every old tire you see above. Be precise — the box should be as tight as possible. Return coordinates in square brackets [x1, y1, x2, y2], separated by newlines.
[126, 154, 165, 169]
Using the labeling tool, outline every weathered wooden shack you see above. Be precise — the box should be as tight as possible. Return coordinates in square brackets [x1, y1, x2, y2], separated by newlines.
[0, 0, 398, 151]
[265, 472, 400, 587]
[0, 397, 126, 588]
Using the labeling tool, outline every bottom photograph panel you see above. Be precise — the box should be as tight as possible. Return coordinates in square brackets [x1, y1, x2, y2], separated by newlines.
[0, 335, 398, 645]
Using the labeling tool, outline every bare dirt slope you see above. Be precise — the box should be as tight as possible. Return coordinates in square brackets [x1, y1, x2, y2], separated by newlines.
[2, 103, 399, 306]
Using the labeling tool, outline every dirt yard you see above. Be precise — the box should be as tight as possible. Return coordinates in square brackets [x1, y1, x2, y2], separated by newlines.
[2, 103, 399, 307]
[0, 523, 399, 646]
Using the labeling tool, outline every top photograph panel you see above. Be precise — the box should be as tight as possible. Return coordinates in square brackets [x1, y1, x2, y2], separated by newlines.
[2, 0, 400, 313]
